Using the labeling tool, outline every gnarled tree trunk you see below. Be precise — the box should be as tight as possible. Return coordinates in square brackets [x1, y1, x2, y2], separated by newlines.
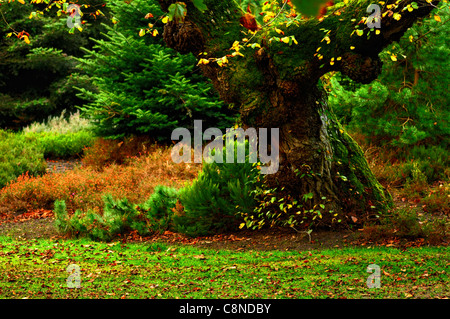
[157, 0, 440, 225]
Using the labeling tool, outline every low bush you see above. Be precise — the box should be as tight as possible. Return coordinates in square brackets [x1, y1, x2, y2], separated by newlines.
[0, 130, 46, 189]
[172, 160, 259, 237]
[140, 185, 179, 233]
[81, 136, 156, 170]
[24, 131, 96, 159]
[21, 111, 97, 159]
[362, 206, 449, 244]
[420, 182, 450, 215]
[54, 186, 179, 241]
[22, 110, 93, 135]
[349, 132, 449, 190]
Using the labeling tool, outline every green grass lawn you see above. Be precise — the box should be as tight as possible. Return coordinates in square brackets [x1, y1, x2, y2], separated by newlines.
[0, 236, 448, 299]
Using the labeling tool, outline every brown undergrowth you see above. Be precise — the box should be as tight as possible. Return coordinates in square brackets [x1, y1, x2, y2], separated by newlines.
[0, 140, 200, 217]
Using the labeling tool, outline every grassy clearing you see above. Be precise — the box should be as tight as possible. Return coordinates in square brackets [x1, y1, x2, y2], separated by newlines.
[0, 236, 448, 299]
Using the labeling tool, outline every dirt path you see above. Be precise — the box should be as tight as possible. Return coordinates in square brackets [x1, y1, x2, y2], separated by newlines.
[0, 215, 358, 251]
[46, 158, 82, 174]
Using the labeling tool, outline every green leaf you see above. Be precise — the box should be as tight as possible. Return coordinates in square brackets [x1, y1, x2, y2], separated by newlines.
[302, 192, 314, 202]
[290, 0, 330, 17]
[168, 2, 187, 23]
[192, 0, 208, 12]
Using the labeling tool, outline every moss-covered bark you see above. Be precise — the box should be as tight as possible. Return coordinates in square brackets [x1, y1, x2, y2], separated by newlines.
[157, 0, 439, 225]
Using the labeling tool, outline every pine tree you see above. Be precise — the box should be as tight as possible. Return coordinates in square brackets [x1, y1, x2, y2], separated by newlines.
[329, 5, 449, 149]
[76, 0, 236, 140]
[0, 0, 110, 129]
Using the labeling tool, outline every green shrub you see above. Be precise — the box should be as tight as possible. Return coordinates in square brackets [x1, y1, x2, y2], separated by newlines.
[23, 110, 93, 135]
[21, 110, 96, 159]
[54, 186, 180, 241]
[140, 185, 179, 233]
[404, 145, 449, 183]
[54, 199, 69, 233]
[54, 194, 147, 241]
[24, 131, 96, 159]
[173, 145, 260, 237]
[0, 130, 46, 188]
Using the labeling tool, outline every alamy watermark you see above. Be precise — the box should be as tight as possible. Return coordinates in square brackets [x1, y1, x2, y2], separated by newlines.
[366, 264, 381, 288]
[66, 264, 81, 289]
[66, 4, 82, 29]
[171, 120, 279, 175]
[367, 4, 381, 29]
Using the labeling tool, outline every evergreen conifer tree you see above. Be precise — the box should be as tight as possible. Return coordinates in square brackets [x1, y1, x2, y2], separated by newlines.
[76, 0, 236, 140]
[329, 6, 449, 150]
[0, 0, 110, 129]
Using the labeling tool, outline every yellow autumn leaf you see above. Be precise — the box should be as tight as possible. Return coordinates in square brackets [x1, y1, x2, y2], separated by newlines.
[390, 54, 397, 61]
[375, 29, 381, 35]
[230, 40, 241, 52]
[216, 56, 229, 67]
[393, 13, 401, 21]
[23, 35, 30, 44]
[197, 58, 210, 65]
[281, 37, 290, 44]
[18, 0, 25, 4]
[350, 46, 355, 50]
[247, 42, 261, 49]
[263, 12, 276, 23]
[162, 16, 169, 24]
[434, 15, 441, 22]
[231, 51, 245, 57]
[152, 29, 159, 37]
[409, 35, 414, 42]
[275, 28, 284, 35]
